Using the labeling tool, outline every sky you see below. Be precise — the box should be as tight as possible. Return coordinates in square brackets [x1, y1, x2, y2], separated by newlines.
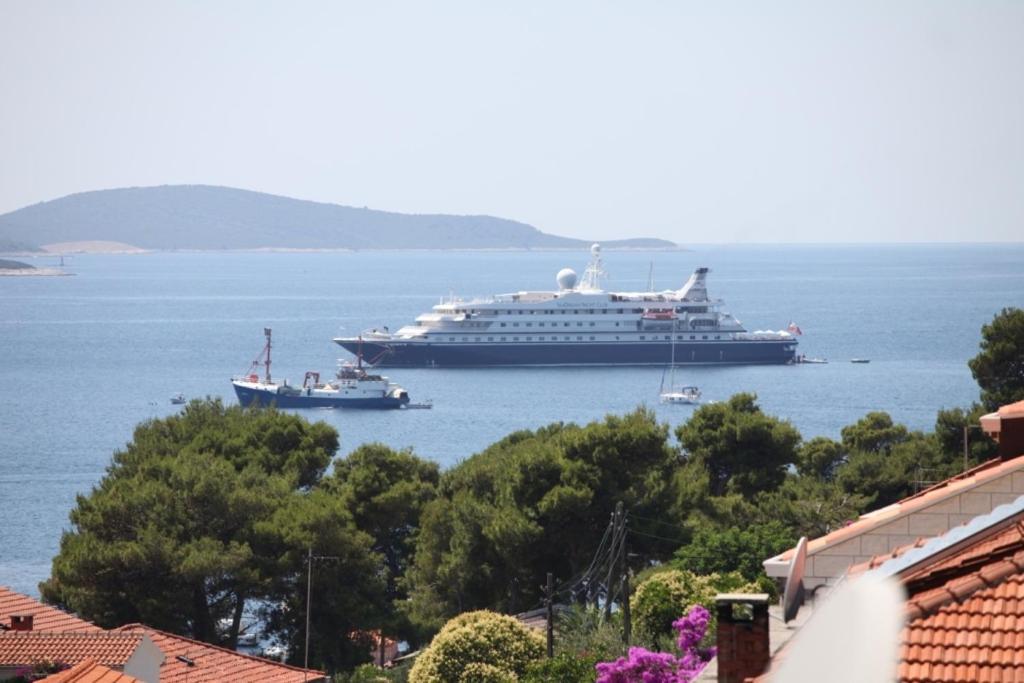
[1, 1, 1022, 243]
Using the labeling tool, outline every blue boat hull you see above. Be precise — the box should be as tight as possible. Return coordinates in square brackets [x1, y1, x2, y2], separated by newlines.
[334, 339, 797, 367]
[233, 384, 409, 409]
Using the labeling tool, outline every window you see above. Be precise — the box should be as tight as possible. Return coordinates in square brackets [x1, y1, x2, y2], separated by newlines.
[589, 322, 596, 327]
[577, 336, 583, 340]
[500, 323, 506, 327]
[526, 322, 532, 327]
[590, 336, 596, 340]
[565, 336, 570, 341]
[488, 337, 494, 341]
[577, 322, 583, 327]
[702, 335, 708, 340]
[715, 335, 720, 339]
[449, 337, 455, 341]
[640, 335, 646, 340]
[690, 335, 696, 340]
[665, 336, 671, 340]
[513, 323, 519, 327]
[564, 322, 570, 327]
[615, 322, 620, 327]
[513, 337, 520, 341]
[501, 337, 506, 341]
[539, 322, 545, 327]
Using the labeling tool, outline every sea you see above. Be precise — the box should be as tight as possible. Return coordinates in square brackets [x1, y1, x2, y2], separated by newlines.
[2, 244, 1022, 597]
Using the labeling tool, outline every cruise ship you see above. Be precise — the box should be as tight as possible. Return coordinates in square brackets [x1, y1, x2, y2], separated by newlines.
[334, 245, 798, 367]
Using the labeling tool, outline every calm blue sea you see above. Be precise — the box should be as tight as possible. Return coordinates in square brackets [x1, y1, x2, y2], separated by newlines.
[2, 245, 1022, 596]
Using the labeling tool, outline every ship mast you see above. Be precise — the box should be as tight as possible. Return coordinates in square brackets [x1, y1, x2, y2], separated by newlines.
[263, 327, 272, 383]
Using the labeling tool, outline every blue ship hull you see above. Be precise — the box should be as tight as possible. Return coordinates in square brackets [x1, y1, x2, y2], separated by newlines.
[335, 339, 797, 367]
[233, 384, 408, 409]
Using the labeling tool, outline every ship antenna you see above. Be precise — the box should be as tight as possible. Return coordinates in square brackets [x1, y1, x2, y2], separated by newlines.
[580, 243, 606, 291]
[263, 327, 272, 383]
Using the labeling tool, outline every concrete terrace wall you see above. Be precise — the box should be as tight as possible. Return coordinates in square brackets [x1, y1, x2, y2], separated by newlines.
[802, 471, 1024, 588]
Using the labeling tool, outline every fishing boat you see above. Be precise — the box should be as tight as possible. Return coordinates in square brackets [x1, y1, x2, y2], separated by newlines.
[170, 393, 186, 405]
[232, 329, 411, 409]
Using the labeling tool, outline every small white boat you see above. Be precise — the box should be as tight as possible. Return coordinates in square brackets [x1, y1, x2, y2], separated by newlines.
[850, 358, 871, 364]
[661, 385, 702, 405]
[659, 340, 701, 405]
[170, 393, 186, 405]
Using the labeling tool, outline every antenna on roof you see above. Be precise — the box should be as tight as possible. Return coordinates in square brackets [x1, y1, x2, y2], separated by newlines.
[782, 536, 808, 623]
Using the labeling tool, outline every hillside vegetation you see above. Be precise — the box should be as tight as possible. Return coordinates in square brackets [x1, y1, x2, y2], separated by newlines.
[0, 185, 676, 251]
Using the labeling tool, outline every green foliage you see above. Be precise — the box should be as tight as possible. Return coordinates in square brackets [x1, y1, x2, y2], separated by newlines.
[554, 605, 626, 661]
[523, 652, 602, 683]
[968, 307, 1024, 410]
[934, 405, 998, 465]
[673, 522, 795, 582]
[40, 399, 384, 672]
[676, 393, 800, 497]
[795, 437, 846, 481]
[631, 569, 757, 649]
[408, 610, 545, 683]
[840, 412, 908, 454]
[753, 476, 870, 540]
[407, 409, 680, 629]
[326, 444, 440, 643]
[835, 431, 958, 508]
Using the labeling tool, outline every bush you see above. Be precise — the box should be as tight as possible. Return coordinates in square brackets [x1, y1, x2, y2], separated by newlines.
[554, 605, 626, 661]
[408, 610, 545, 683]
[523, 652, 602, 683]
[632, 569, 759, 648]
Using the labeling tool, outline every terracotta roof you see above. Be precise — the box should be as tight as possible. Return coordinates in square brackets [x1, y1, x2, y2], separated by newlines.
[115, 624, 327, 683]
[37, 658, 142, 683]
[998, 400, 1024, 418]
[0, 587, 100, 633]
[767, 455, 1024, 566]
[0, 632, 142, 667]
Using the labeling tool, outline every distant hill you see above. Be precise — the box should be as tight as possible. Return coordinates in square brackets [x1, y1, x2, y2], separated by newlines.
[0, 258, 34, 270]
[0, 185, 676, 252]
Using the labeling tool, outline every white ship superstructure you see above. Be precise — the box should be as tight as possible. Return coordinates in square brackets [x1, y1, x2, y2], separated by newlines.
[335, 245, 798, 367]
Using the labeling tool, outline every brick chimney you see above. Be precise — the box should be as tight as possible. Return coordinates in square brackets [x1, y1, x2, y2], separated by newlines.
[10, 614, 33, 631]
[715, 593, 770, 683]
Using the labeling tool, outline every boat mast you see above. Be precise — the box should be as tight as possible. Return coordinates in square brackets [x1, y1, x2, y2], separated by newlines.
[263, 327, 272, 383]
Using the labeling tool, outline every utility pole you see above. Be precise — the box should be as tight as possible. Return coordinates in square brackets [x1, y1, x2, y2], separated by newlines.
[963, 425, 971, 473]
[605, 502, 623, 621]
[621, 573, 632, 646]
[303, 548, 340, 682]
[544, 572, 554, 658]
[304, 548, 312, 683]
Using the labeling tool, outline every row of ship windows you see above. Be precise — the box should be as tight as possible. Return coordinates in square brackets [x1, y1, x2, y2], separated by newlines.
[501, 321, 600, 327]
[443, 335, 722, 342]
[450, 307, 709, 316]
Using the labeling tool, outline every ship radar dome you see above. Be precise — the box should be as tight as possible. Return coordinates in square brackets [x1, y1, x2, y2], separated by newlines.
[556, 268, 578, 291]
[591, 243, 601, 256]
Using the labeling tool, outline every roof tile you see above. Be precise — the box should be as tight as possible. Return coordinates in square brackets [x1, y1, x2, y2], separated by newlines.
[37, 658, 142, 683]
[0, 632, 142, 667]
[0, 587, 100, 633]
[116, 624, 327, 683]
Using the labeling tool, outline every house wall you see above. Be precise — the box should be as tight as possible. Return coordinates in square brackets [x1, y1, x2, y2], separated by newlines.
[801, 471, 1024, 588]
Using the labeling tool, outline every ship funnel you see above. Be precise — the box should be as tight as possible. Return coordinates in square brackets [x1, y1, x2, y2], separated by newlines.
[677, 267, 710, 302]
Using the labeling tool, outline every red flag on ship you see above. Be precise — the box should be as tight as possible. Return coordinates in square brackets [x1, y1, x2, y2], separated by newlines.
[787, 321, 803, 335]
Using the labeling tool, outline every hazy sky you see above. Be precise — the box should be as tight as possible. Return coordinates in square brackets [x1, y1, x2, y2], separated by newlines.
[2, 1, 1022, 242]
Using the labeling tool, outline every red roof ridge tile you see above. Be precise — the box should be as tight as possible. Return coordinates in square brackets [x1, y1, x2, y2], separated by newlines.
[115, 624, 325, 677]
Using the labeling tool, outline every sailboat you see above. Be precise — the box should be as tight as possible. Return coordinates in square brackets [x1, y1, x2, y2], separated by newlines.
[660, 334, 701, 405]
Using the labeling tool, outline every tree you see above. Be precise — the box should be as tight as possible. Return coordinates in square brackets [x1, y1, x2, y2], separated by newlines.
[408, 610, 545, 683]
[676, 394, 800, 497]
[406, 409, 681, 629]
[840, 412, 908, 455]
[673, 522, 795, 582]
[795, 437, 847, 481]
[934, 405, 997, 466]
[325, 444, 440, 643]
[968, 307, 1024, 410]
[40, 399, 385, 671]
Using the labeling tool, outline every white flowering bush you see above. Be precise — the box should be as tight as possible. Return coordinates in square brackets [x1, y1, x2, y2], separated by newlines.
[409, 610, 545, 683]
